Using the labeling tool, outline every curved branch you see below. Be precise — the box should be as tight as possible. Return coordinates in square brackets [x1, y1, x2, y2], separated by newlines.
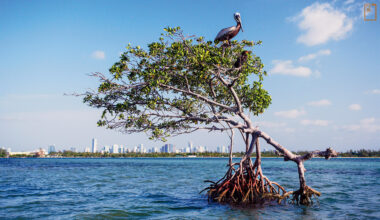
[254, 129, 338, 189]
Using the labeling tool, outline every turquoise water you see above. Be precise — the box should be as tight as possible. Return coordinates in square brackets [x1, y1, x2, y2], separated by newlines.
[1, 158, 379, 219]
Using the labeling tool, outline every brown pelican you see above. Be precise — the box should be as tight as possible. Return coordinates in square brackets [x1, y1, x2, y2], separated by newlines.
[234, 51, 250, 68]
[214, 12, 243, 45]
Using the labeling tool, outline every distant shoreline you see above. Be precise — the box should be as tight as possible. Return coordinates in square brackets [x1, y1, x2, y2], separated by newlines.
[2, 156, 380, 159]
[3, 149, 380, 158]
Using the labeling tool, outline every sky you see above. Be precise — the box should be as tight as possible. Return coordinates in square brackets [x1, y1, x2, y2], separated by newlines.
[0, 0, 379, 152]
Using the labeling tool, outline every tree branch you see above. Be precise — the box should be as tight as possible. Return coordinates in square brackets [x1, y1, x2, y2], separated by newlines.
[159, 83, 235, 112]
[255, 129, 338, 189]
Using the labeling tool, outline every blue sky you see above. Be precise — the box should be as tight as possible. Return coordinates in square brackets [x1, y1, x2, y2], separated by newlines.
[0, 0, 379, 152]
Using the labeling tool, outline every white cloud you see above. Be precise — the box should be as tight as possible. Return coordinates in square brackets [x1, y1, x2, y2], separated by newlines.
[274, 109, 306, 119]
[292, 3, 353, 46]
[343, 118, 380, 132]
[301, 119, 330, 126]
[349, 104, 361, 111]
[298, 49, 331, 62]
[91, 50, 105, 60]
[308, 99, 331, 107]
[344, 0, 355, 5]
[270, 60, 312, 77]
[361, 118, 375, 124]
[369, 89, 380, 94]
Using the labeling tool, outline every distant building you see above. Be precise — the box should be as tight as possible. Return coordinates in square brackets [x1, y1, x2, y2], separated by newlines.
[198, 146, 205, 153]
[222, 145, 227, 153]
[9, 151, 34, 156]
[183, 147, 190, 153]
[9, 148, 47, 157]
[84, 147, 90, 153]
[70, 147, 76, 152]
[48, 145, 56, 154]
[169, 144, 175, 153]
[188, 142, 193, 152]
[217, 146, 228, 153]
[92, 138, 98, 153]
[119, 145, 125, 154]
[160, 144, 175, 153]
[112, 144, 119, 154]
[192, 147, 197, 153]
[137, 144, 145, 153]
[149, 147, 158, 153]
[103, 145, 110, 153]
[36, 148, 47, 157]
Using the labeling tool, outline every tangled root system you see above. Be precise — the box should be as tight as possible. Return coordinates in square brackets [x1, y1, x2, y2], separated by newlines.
[288, 185, 321, 206]
[201, 158, 291, 206]
[201, 157, 321, 206]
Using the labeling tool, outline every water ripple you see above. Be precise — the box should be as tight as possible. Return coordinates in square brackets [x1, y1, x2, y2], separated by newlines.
[1, 158, 380, 219]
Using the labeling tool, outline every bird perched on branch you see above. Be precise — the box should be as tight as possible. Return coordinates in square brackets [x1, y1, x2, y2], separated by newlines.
[214, 12, 243, 45]
[234, 51, 250, 68]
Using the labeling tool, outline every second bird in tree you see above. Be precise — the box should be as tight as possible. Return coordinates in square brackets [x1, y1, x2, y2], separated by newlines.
[234, 51, 250, 68]
[214, 12, 243, 45]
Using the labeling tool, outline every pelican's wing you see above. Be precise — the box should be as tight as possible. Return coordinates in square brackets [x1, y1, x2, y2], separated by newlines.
[214, 26, 235, 41]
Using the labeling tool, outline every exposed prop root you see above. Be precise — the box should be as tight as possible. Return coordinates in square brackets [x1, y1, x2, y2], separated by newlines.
[201, 134, 333, 207]
[202, 158, 291, 206]
[289, 185, 321, 206]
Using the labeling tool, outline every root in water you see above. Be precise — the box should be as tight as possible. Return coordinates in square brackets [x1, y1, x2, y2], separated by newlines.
[201, 158, 290, 206]
[288, 185, 321, 206]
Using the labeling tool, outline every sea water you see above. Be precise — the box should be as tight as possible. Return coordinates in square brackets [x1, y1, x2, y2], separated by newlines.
[1, 158, 379, 219]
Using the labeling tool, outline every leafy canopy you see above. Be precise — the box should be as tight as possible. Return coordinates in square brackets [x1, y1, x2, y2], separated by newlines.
[83, 27, 271, 141]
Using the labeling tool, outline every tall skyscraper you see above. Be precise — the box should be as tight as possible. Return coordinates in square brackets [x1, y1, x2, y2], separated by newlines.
[161, 144, 175, 153]
[222, 145, 227, 153]
[48, 145, 56, 154]
[198, 146, 205, 153]
[112, 144, 119, 154]
[92, 138, 97, 153]
[169, 144, 175, 153]
[188, 142, 193, 152]
[104, 145, 110, 153]
[137, 144, 145, 153]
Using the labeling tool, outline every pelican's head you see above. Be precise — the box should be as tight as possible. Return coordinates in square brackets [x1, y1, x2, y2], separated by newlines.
[234, 12, 243, 32]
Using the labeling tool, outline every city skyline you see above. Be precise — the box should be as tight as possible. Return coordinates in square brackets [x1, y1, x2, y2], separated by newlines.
[2, 138, 231, 154]
[1, 0, 379, 152]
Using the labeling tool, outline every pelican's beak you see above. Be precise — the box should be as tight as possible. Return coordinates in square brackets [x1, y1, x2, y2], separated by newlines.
[239, 18, 243, 32]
